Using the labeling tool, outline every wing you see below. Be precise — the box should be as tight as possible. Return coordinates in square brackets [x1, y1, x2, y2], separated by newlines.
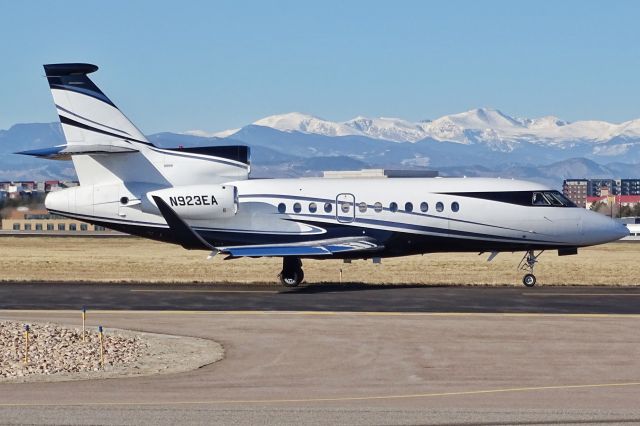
[153, 195, 383, 258]
[217, 237, 383, 259]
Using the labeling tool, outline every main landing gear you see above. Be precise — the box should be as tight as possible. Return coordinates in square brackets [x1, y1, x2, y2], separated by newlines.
[279, 256, 304, 287]
[518, 250, 544, 287]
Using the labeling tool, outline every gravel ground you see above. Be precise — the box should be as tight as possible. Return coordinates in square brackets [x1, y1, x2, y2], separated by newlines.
[0, 320, 224, 383]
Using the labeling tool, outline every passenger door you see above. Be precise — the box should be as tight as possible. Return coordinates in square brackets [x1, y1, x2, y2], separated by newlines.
[336, 193, 355, 223]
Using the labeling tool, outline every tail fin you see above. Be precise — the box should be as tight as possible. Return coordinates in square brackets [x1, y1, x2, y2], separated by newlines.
[44, 63, 150, 148]
[22, 63, 250, 187]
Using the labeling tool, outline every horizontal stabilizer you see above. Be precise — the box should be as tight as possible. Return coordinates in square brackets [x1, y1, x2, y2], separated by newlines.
[17, 144, 138, 160]
[218, 237, 382, 258]
[152, 196, 214, 250]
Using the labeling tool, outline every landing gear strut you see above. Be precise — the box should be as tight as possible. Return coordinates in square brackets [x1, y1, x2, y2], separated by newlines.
[518, 250, 544, 287]
[279, 257, 304, 287]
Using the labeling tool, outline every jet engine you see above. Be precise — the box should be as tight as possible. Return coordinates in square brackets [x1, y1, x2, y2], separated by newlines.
[146, 184, 238, 219]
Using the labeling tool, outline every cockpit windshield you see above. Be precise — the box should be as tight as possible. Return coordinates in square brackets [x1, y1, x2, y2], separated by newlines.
[531, 191, 576, 207]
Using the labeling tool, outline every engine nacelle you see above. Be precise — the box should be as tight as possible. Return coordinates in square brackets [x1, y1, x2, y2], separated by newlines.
[146, 184, 238, 219]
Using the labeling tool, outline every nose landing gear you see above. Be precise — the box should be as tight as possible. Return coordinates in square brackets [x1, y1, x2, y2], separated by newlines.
[518, 250, 544, 287]
[279, 256, 304, 287]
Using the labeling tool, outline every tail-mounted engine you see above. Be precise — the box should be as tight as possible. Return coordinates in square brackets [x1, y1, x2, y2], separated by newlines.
[146, 184, 238, 219]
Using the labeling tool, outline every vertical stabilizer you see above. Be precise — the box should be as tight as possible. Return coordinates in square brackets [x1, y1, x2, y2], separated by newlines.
[34, 63, 249, 187]
[44, 63, 150, 148]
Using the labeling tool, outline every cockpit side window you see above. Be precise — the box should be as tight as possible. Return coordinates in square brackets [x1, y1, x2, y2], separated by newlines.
[548, 191, 577, 207]
[545, 192, 563, 206]
[531, 191, 578, 207]
[438, 190, 578, 207]
[532, 192, 550, 206]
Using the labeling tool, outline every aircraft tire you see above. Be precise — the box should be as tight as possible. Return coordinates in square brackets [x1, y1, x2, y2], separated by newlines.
[279, 268, 304, 287]
[522, 273, 536, 287]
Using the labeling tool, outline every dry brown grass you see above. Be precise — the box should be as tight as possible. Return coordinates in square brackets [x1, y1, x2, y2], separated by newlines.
[0, 237, 638, 285]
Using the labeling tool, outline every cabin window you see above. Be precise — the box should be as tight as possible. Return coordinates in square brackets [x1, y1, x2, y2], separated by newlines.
[389, 202, 398, 212]
[309, 202, 317, 213]
[324, 202, 333, 213]
[358, 202, 367, 213]
[436, 202, 444, 212]
[293, 202, 302, 213]
[278, 203, 286, 213]
[374, 202, 383, 213]
[405, 202, 413, 212]
[451, 202, 459, 212]
[420, 202, 428, 212]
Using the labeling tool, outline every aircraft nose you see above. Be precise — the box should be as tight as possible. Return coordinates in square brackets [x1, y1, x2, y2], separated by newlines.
[613, 221, 630, 240]
[582, 211, 629, 245]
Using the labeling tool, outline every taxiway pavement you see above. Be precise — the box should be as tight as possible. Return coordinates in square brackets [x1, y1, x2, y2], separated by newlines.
[1, 282, 640, 313]
[0, 284, 639, 425]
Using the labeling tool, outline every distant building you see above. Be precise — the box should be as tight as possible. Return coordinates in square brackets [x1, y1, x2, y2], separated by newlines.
[620, 179, 640, 195]
[0, 180, 79, 203]
[588, 179, 618, 196]
[323, 169, 439, 178]
[0, 208, 110, 233]
[564, 178, 640, 207]
[44, 180, 61, 192]
[18, 181, 36, 191]
[562, 179, 588, 208]
[586, 195, 640, 210]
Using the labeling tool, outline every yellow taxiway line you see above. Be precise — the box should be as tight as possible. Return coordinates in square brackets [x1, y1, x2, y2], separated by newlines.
[0, 382, 639, 407]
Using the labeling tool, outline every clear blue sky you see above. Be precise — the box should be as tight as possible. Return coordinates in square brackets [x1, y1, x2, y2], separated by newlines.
[2, 0, 640, 133]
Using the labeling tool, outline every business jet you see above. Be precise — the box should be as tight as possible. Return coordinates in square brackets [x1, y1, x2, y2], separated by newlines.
[20, 63, 629, 287]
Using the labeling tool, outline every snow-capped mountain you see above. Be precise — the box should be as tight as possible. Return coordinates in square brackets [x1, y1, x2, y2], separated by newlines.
[3, 119, 640, 188]
[198, 108, 640, 151]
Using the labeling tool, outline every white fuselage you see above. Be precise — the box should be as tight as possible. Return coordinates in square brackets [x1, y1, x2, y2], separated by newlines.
[46, 176, 628, 256]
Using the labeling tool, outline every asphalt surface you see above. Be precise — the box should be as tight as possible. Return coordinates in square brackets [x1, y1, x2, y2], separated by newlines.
[0, 310, 639, 425]
[2, 284, 639, 424]
[0, 282, 640, 313]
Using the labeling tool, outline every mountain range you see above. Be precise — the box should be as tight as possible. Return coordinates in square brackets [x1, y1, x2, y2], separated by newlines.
[2, 108, 640, 188]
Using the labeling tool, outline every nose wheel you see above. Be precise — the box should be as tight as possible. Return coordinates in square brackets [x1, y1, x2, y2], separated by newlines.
[522, 273, 536, 287]
[518, 250, 543, 287]
[279, 256, 304, 287]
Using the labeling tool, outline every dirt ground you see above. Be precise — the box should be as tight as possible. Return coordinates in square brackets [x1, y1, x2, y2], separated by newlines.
[0, 237, 638, 285]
